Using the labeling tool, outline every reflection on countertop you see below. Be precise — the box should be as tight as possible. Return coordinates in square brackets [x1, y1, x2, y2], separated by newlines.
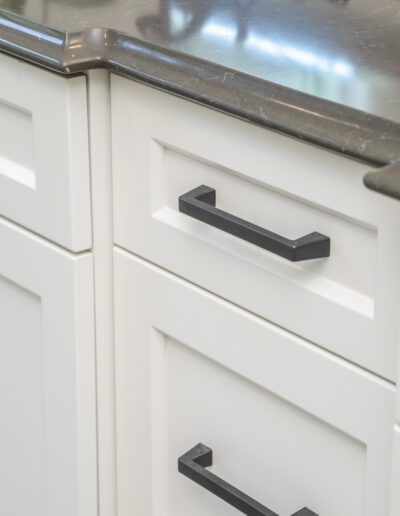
[1, 0, 400, 123]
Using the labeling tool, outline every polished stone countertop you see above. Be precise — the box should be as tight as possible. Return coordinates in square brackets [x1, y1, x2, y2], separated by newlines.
[1, 0, 400, 199]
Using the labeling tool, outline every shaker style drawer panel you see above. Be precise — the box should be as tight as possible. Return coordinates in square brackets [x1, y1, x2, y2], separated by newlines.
[0, 217, 97, 516]
[112, 76, 400, 381]
[114, 250, 395, 516]
[0, 53, 91, 251]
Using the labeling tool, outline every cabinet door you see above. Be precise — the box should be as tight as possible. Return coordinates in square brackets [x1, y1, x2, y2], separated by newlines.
[0, 218, 97, 516]
[114, 249, 395, 516]
[0, 53, 91, 251]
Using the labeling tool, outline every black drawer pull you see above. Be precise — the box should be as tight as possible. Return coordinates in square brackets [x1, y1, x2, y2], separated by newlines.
[178, 443, 318, 516]
[179, 185, 330, 262]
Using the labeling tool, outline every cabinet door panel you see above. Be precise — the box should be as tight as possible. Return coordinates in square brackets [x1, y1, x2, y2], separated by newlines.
[114, 250, 395, 516]
[0, 53, 91, 251]
[0, 217, 97, 516]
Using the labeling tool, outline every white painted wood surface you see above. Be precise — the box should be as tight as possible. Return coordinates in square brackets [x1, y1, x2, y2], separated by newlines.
[0, 60, 398, 516]
[111, 76, 400, 381]
[114, 250, 395, 516]
[0, 217, 97, 516]
[87, 69, 117, 516]
[0, 53, 92, 251]
[390, 425, 400, 516]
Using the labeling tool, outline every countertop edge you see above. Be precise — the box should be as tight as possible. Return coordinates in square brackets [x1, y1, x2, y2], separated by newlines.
[1, 9, 400, 201]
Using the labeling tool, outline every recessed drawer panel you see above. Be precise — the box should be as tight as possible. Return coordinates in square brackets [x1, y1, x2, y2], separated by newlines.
[0, 53, 91, 251]
[114, 250, 395, 516]
[112, 76, 400, 380]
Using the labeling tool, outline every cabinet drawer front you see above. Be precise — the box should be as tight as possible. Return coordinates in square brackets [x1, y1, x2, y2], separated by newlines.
[114, 250, 395, 516]
[0, 53, 91, 251]
[112, 76, 400, 381]
[0, 217, 97, 516]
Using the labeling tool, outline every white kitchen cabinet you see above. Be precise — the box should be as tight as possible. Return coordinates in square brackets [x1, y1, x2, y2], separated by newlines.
[112, 76, 400, 381]
[0, 216, 97, 516]
[0, 50, 399, 516]
[114, 249, 395, 516]
[0, 53, 92, 251]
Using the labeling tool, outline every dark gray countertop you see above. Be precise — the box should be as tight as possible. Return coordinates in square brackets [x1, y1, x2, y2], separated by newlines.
[1, 0, 400, 199]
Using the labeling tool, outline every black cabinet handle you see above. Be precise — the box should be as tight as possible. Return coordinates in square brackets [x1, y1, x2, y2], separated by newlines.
[179, 185, 330, 262]
[178, 443, 318, 516]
